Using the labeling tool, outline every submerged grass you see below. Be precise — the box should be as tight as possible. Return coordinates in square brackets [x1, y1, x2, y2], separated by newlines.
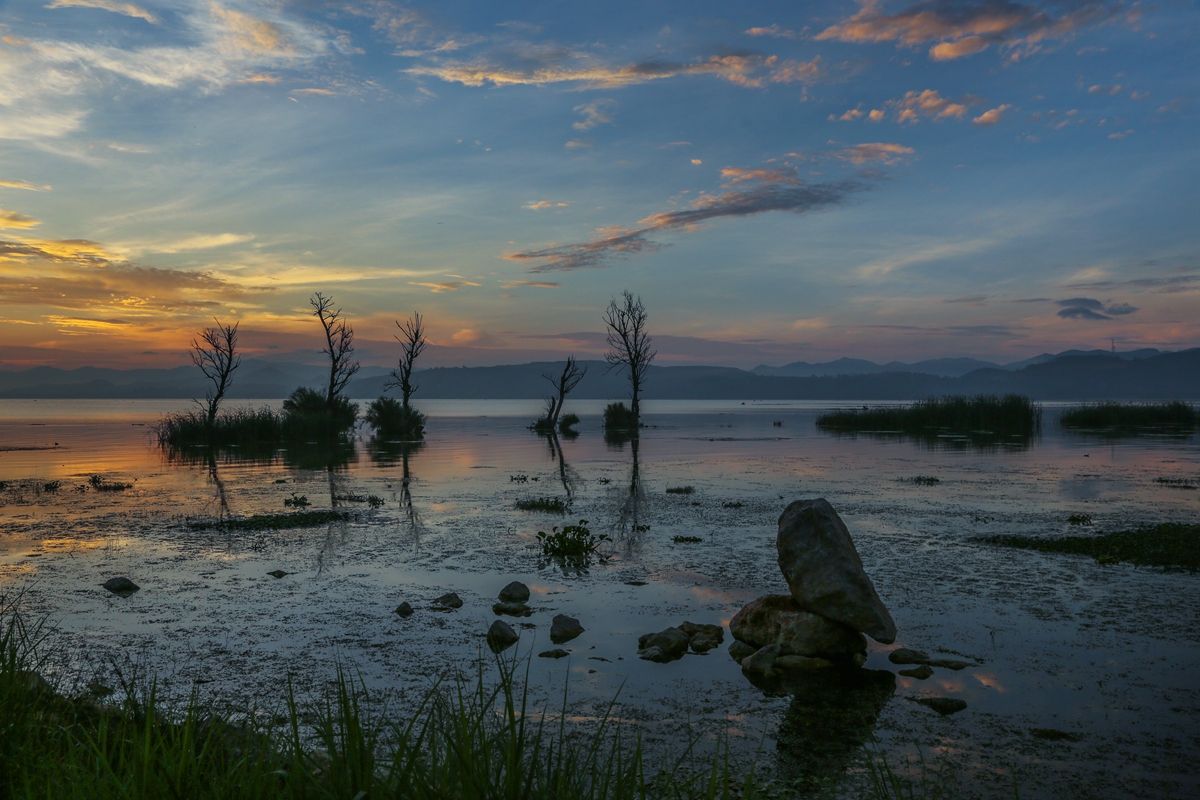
[1059, 401, 1196, 432]
[515, 497, 569, 513]
[984, 523, 1200, 571]
[817, 395, 1041, 438]
[187, 510, 351, 531]
[1, 594, 775, 800]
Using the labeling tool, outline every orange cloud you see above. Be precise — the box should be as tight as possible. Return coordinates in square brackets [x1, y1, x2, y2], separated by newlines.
[525, 201, 569, 210]
[770, 56, 824, 84]
[891, 89, 975, 123]
[408, 280, 481, 292]
[0, 179, 51, 191]
[973, 104, 1013, 126]
[210, 5, 291, 55]
[47, 0, 158, 24]
[0, 210, 39, 229]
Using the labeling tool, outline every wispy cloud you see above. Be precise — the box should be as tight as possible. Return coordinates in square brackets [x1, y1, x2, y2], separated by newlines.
[745, 24, 800, 40]
[1056, 296, 1138, 320]
[47, 0, 159, 25]
[0, 210, 40, 230]
[506, 168, 871, 272]
[816, 0, 1125, 61]
[973, 103, 1012, 125]
[573, 98, 616, 130]
[525, 201, 569, 210]
[0, 180, 52, 191]
[408, 280, 482, 292]
[500, 279, 560, 289]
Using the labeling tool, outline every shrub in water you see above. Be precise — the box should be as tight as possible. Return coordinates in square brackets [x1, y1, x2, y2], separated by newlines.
[558, 413, 580, 432]
[1060, 401, 1195, 431]
[365, 396, 426, 440]
[537, 520, 608, 557]
[603, 402, 639, 431]
[281, 387, 358, 440]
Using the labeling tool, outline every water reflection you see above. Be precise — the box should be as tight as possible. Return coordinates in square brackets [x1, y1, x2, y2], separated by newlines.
[370, 437, 425, 531]
[818, 428, 1039, 452]
[538, 431, 581, 500]
[747, 667, 897, 791]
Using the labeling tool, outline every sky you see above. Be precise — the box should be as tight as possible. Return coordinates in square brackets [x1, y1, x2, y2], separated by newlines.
[1, 0, 1197, 370]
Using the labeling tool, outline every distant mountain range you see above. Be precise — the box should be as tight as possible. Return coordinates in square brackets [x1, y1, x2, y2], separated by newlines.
[0, 348, 1196, 401]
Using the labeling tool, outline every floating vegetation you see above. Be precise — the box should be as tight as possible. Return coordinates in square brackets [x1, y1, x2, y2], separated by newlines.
[1155, 477, 1196, 490]
[1067, 513, 1093, 526]
[1031, 728, 1084, 742]
[817, 395, 1041, 451]
[89, 475, 131, 492]
[537, 519, 608, 557]
[906, 476, 940, 486]
[632, 524, 651, 534]
[672, 535, 703, 544]
[983, 523, 1200, 571]
[510, 475, 529, 483]
[188, 509, 351, 531]
[1060, 401, 1195, 434]
[665, 486, 694, 495]
[367, 495, 384, 508]
[514, 497, 568, 513]
[722, 501, 743, 509]
[41, 481, 60, 493]
[283, 494, 310, 508]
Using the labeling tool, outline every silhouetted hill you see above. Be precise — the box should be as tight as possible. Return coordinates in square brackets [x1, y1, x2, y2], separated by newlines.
[1, 349, 1195, 400]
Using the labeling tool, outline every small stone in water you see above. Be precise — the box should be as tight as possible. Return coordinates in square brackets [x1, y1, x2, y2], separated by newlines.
[267, 570, 288, 579]
[487, 620, 519, 652]
[102, 577, 139, 596]
[899, 665, 934, 680]
[916, 697, 968, 716]
[888, 648, 930, 665]
[395, 602, 414, 617]
[498, 581, 530, 603]
[434, 592, 463, 609]
[538, 649, 570, 659]
[550, 614, 584, 644]
[493, 601, 532, 617]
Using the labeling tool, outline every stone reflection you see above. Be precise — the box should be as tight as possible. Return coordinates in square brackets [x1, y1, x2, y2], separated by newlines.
[747, 666, 896, 791]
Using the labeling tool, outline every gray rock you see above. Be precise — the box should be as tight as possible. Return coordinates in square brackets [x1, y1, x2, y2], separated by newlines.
[916, 697, 967, 716]
[728, 641, 758, 663]
[774, 655, 834, 671]
[888, 648, 930, 665]
[729, 595, 867, 659]
[538, 648, 570, 659]
[681, 621, 724, 641]
[637, 627, 690, 658]
[550, 614, 584, 644]
[639, 646, 671, 663]
[102, 577, 139, 596]
[498, 581, 530, 603]
[777, 499, 896, 643]
[267, 570, 288, 579]
[899, 665, 934, 680]
[492, 601, 532, 617]
[927, 659, 971, 671]
[434, 592, 463, 609]
[394, 602, 414, 617]
[487, 620, 519, 652]
[689, 633, 723, 653]
[740, 644, 781, 675]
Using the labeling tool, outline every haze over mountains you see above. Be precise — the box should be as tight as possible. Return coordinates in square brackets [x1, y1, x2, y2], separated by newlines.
[1, 349, 1196, 402]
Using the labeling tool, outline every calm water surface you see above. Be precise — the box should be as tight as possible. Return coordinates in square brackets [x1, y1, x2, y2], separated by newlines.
[1, 399, 1198, 799]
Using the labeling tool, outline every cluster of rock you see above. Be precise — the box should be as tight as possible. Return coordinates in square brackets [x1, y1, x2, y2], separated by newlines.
[637, 622, 724, 662]
[493, 581, 532, 617]
[888, 647, 974, 682]
[729, 499, 896, 678]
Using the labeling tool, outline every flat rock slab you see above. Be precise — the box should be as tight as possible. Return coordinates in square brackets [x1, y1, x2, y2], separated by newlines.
[498, 581, 530, 603]
[730, 595, 866, 659]
[102, 578, 139, 596]
[899, 664, 934, 680]
[916, 697, 968, 716]
[538, 649, 570, 659]
[550, 614, 584, 644]
[777, 498, 896, 643]
[888, 648, 930, 665]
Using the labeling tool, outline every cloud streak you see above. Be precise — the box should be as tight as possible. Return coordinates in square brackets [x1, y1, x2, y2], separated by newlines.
[816, 0, 1125, 61]
[1056, 296, 1138, 320]
[506, 169, 871, 272]
[47, 0, 159, 25]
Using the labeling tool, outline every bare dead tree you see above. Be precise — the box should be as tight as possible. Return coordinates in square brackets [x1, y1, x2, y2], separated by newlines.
[541, 355, 587, 429]
[387, 312, 426, 410]
[603, 291, 655, 422]
[190, 318, 241, 427]
[311, 292, 360, 409]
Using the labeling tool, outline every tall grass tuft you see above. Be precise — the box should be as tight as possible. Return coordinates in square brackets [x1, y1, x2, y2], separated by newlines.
[1059, 401, 1195, 431]
[364, 396, 426, 440]
[817, 395, 1041, 438]
[1, 596, 773, 800]
[156, 406, 284, 449]
[281, 387, 358, 441]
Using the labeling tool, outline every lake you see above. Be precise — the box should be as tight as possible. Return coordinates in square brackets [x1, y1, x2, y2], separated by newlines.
[1, 399, 1197, 798]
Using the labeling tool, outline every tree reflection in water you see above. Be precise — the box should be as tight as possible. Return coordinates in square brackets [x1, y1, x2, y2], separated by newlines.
[371, 438, 425, 533]
[602, 430, 645, 552]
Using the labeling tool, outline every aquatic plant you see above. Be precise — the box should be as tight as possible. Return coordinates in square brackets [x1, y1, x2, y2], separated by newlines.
[156, 406, 284, 449]
[1155, 477, 1196, 490]
[818, 395, 1042, 438]
[367, 495, 384, 508]
[365, 395, 426, 440]
[672, 535, 703, 544]
[284, 493, 310, 508]
[603, 402, 639, 431]
[515, 497, 568, 513]
[1067, 513, 1093, 525]
[41, 481, 60, 493]
[188, 510, 350, 531]
[1060, 401, 1195, 431]
[665, 486, 694, 495]
[537, 519, 608, 557]
[983, 523, 1200, 571]
[558, 413, 581, 432]
[906, 476, 940, 486]
[89, 475, 132, 492]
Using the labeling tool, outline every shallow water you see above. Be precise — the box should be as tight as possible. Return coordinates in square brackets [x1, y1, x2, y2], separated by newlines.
[1, 399, 1198, 798]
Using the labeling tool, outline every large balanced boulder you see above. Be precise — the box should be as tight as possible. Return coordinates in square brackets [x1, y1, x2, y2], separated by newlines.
[730, 595, 866, 659]
[777, 499, 896, 643]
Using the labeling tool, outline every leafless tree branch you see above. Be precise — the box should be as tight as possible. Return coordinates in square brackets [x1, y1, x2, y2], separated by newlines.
[603, 291, 655, 420]
[386, 312, 427, 408]
[190, 318, 241, 426]
[311, 292, 360, 408]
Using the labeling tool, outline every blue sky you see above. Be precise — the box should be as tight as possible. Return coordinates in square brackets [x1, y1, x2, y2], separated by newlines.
[1, 0, 1197, 369]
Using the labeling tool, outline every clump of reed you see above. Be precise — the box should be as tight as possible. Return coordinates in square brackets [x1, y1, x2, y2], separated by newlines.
[364, 396, 426, 441]
[1059, 401, 1195, 431]
[0, 594, 769, 800]
[983, 522, 1200, 571]
[603, 402, 639, 431]
[817, 395, 1041, 437]
[280, 388, 358, 441]
[156, 407, 284, 449]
